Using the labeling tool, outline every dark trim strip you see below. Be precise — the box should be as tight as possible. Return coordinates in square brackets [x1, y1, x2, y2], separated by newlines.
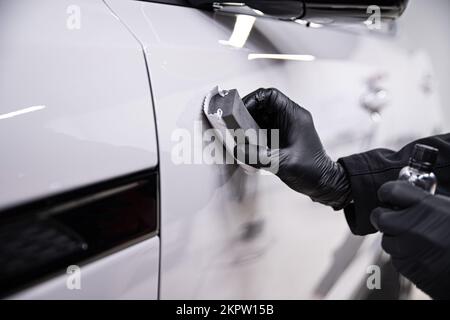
[0, 169, 159, 297]
[137, 0, 192, 7]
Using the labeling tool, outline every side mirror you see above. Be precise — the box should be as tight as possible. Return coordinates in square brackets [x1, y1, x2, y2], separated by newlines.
[188, 0, 409, 24]
[189, 1, 304, 20]
[302, 0, 409, 24]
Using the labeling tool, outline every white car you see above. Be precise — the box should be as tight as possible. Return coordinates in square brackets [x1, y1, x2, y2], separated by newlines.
[0, 0, 443, 299]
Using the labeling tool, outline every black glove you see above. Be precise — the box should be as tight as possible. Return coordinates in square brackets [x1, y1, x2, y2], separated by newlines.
[236, 88, 352, 209]
[371, 181, 450, 299]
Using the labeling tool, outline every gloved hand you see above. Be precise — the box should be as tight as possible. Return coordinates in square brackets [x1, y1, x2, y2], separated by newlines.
[236, 88, 352, 209]
[371, 181, 450, 299]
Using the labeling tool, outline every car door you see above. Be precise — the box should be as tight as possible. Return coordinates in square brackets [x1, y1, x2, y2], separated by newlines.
[106, 0, 443, 299]
[1, 0, 159, 299]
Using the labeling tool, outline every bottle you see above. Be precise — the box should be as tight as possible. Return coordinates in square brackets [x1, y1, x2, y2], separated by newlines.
[398, 144, 439, 194]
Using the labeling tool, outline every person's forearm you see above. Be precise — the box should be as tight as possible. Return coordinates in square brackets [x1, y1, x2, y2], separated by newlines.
[338, 133, 450, 235]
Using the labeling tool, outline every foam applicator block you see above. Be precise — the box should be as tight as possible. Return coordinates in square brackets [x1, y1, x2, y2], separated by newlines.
[203, 86, 267, 173]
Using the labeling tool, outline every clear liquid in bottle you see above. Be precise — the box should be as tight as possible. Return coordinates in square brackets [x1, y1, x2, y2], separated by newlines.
[398, 144, 439, 194]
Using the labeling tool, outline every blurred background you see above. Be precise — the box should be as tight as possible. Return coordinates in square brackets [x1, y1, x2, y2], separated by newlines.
[397, 0, 449, 129]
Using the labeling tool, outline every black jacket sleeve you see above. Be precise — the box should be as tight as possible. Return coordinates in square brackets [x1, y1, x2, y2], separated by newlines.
[338, 133, 450, 236]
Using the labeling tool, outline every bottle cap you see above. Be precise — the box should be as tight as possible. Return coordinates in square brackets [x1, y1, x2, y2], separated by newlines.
[410, 144, 439, 171]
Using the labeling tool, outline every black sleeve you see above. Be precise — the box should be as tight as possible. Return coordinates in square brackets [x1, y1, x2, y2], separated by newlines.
[338, 133, 450, 236]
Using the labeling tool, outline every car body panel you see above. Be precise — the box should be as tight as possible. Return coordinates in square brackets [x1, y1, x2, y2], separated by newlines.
[0, 0, 158, 210]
